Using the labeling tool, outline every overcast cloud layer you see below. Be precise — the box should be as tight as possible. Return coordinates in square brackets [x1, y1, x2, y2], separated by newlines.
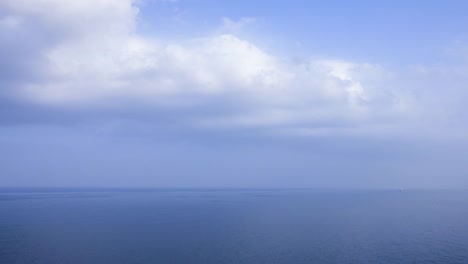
[1, 0, 468, 188]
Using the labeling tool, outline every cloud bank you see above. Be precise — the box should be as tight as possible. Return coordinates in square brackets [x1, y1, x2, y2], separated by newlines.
[0, 0, 465, 138]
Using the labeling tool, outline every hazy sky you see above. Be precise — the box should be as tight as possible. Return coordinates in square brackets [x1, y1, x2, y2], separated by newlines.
[1, 0, 468, 188]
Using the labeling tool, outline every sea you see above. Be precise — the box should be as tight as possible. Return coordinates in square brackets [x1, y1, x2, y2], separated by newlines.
[1, 188, 468, 264]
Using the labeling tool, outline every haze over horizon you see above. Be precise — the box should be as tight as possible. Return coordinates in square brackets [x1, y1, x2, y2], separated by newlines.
[1, 0, 468, 189]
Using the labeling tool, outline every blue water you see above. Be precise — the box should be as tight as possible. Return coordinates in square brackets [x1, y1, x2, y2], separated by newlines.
[1, 189, 468, 263]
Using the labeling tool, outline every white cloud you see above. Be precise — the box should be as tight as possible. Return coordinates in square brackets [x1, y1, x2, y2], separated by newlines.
[1, 0, 138, 36]
[221, 17, 256, 33]
[0, 0, 420, 135]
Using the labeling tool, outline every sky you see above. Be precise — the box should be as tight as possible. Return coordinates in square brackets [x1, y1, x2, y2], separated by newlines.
[1, 0, 468, 188]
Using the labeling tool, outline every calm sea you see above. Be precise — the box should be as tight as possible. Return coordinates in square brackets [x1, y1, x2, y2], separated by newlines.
[1, 189, 468, 263]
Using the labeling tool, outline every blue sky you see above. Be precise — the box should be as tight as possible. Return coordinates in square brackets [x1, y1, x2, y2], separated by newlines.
[140, 0, 468, 64]
[1, 0, 468, 188]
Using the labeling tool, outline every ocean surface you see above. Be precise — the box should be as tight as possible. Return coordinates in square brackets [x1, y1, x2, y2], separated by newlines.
[1, 189, 468, 264]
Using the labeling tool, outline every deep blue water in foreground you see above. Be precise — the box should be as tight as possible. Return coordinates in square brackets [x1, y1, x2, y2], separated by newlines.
[1, 189, 468, 264]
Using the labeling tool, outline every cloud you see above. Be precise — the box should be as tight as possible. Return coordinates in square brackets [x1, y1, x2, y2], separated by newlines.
[0, 15, 21, 29]
[221, 17, 256, 33]
[1, 0, 461, 138]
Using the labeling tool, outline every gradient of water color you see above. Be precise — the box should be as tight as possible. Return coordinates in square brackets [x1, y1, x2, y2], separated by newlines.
[1, 189, 468, 263]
